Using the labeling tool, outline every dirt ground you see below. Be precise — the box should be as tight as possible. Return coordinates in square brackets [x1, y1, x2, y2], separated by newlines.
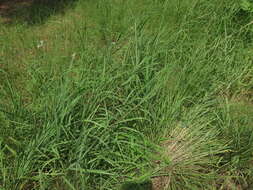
[0, 0, 33, 23]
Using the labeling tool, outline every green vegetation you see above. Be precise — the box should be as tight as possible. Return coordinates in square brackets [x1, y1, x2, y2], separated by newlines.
[0, 0, 253, 189]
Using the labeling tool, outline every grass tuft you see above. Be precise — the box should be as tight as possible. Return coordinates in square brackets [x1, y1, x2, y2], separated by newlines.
[1, 0, 253, 189]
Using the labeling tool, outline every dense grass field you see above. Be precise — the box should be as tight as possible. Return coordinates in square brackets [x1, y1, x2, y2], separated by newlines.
[0, 0, 253, 189]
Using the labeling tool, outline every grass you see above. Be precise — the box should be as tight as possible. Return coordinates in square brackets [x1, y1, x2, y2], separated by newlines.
[0, 0, 253, 189]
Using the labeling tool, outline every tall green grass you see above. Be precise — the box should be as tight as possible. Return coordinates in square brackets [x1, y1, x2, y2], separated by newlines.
[0, 0, 253, 189]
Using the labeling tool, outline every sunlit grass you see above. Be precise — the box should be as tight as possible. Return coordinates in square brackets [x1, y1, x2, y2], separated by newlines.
[0, 0, 253, 189]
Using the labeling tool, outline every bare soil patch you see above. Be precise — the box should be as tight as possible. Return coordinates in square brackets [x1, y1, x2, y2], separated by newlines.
[0, 0, 33, 23]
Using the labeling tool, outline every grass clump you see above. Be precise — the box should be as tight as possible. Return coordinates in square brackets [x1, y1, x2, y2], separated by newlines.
[0, 0, 253, 189]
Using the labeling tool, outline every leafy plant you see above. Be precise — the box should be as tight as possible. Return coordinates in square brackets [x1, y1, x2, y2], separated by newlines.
[241, 0, 253, 12]
[120, 179, 152, 190]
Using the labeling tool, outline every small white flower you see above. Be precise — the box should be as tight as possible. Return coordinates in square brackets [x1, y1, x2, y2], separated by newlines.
[37, 40, 44, 48]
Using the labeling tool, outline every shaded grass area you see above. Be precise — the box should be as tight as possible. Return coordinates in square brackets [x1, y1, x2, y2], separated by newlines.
[0, 0, 77, 25]
[0, 0, 253, 189]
